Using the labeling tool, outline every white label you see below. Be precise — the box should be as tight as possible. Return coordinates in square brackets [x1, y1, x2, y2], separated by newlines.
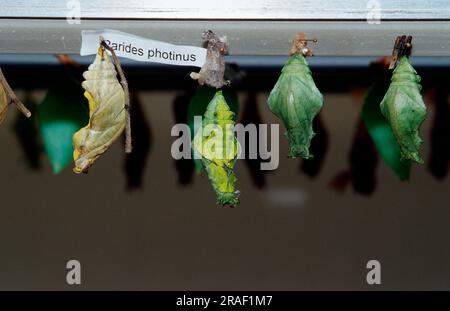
[80, 29, 207, 67]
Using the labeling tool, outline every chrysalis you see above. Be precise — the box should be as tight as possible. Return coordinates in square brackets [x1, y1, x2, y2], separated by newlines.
[268, 34, 323, 158]
[39, 80, 88, 174]
[73, 47, 126, 173]
[187, 86, 239, 172]
[380, 56, 427, 163]
[362, 59, 411, 180]
[193, 90, 239, 207]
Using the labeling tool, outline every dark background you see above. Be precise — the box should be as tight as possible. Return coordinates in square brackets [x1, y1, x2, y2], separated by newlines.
[0, 56, 448, 290]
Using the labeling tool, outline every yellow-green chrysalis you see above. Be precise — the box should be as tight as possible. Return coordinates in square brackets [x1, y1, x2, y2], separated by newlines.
[193, 90, 239, 207]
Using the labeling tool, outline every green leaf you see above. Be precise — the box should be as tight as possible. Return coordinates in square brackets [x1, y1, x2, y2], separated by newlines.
[380, 56, 427, 164]
[268, 53, 323, 159]
[187, 86, 239, 172]
[38, 80, 88, 174]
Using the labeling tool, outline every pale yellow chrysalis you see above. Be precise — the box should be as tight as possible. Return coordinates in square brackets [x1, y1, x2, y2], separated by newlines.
[73, 48, 125, 173]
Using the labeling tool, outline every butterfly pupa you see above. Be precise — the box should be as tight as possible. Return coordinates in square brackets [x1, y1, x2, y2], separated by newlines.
[193, 90, 240, 207]
[72, 47, 126, 173]
[380, 56, 427, 163]
[267, 33, 323, 159]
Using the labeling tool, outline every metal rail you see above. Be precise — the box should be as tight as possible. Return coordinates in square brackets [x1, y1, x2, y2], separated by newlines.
[1, 1, 450, 56]
[1, 19, 450, 56]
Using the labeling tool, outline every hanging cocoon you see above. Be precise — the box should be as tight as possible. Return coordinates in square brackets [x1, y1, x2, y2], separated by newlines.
[73, 48, 126, 173]
[380, 56, 427, 163]
[268, 53, 323, 159]
[193, 90, 240, 207]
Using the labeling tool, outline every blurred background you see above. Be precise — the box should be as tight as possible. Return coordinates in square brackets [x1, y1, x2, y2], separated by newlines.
[0, 55, 448, 290]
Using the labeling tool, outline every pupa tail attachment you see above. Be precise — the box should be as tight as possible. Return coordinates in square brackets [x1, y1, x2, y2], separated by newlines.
[389, 35, 412, 70]
[289, 32, 318, 57]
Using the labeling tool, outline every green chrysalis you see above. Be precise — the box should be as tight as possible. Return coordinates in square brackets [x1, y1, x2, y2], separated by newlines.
[193, 90, 239, 207]
[380, 56, 427, 163]
[362, 61, 411, 180]
[268, 52, 323, 159]
[38, 81, 89, 174]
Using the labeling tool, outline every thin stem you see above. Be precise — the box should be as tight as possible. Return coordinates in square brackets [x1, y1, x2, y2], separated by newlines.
[100, 39, 132, 154]
[0, 68, 31, 118]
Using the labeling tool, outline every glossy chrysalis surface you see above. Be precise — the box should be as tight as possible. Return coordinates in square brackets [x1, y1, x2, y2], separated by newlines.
[73, 48, 126, 173]
[268, 53, 323, 159]
[380, 56, 427, 163]
[193, 90, 240, 207]
[188, 86, 239, 172]
[362, 61, 411, 180]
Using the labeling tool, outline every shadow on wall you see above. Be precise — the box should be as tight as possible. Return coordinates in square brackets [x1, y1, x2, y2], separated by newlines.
[0, 91, 448, 290]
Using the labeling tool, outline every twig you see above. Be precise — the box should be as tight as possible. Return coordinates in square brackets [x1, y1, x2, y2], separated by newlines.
[100, 37, 132, 153]
[0, 68, 31, 118]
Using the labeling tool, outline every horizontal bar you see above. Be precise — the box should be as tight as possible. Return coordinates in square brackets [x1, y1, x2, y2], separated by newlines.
[2, 56, 450, 93]
[4, 55, 450, 69]
[1, 19, 450, 56]
[2, 0, 450, 20]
